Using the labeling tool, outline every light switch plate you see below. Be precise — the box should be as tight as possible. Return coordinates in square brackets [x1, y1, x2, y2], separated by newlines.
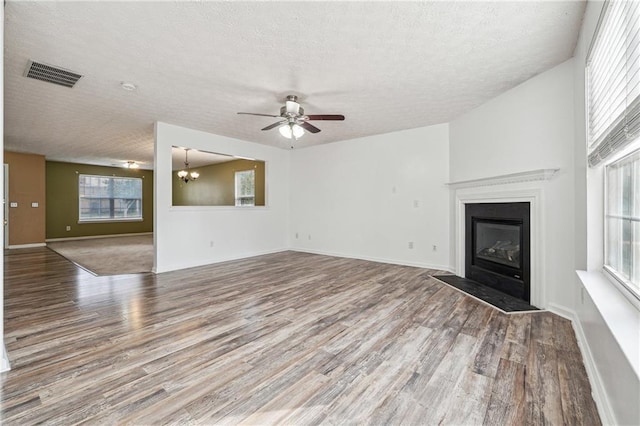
[31, 202, 39, 208]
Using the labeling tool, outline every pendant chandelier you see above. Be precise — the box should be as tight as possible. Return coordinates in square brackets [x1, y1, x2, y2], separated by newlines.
[177, 148, 199, 183]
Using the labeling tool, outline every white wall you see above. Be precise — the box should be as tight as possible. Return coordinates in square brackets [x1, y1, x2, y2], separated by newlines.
[289, 125, 450, 270]
[573, 1, 640, 424]
[154, 122, 289, 273]
[449, 59, 576, 310]
[0, 4, 8, 373]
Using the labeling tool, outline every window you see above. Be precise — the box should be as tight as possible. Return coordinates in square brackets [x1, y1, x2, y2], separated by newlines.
[605, 149, 640, 298]
[587, 0, 640, 303]
[235, 169, 255, 206]
[79, 175, 143, 222]
[586, 0, 640, 166]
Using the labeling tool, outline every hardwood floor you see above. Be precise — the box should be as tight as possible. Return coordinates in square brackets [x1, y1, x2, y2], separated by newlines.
[1, 248, 601, 425]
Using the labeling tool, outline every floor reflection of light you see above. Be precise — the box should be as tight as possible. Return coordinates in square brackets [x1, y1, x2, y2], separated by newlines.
[76, 275, 144, 302]
[75, 275, 153, 331]
[122, 297, 144, 331]
[75, 275, 150, 318]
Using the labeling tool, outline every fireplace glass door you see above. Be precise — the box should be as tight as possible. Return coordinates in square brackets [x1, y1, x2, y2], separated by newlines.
[466, 202, 530, 302]
[474, 220, 522, 270]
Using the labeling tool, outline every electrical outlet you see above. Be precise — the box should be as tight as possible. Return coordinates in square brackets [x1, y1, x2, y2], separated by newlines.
[408, 241, 414, 249]
[66, 226, 71, 231]
[432, 245, 437, 251]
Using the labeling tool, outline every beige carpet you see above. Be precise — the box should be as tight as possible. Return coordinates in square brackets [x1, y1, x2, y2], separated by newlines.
[47, 234, 153, 275]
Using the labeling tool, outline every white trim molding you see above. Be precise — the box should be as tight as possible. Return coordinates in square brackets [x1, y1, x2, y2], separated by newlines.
[453, 186, 547, 308]
[46, 232, 152, 243]
[8, 242, 46, 249]
[152, 247, 288, 274]
[447, 168, 559, 190]
[292, 248, 454, 273]
[571, 311, 617, 426]
[548, 298, 618, 426]
[0, 344, 10, 373]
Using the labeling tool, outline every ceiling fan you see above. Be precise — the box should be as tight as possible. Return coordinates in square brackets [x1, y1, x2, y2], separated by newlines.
[237, 95, 345, 140]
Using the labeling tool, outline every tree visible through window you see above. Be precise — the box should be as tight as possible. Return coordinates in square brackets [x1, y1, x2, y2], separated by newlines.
[235, 170, 255, 206]
[79, 175, 143, 221]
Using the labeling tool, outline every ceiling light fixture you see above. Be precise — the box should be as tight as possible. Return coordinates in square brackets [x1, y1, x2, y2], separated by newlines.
[125, 161, 140, 169]
[278, 122, 304, 139]
[177, 148, 199, 183]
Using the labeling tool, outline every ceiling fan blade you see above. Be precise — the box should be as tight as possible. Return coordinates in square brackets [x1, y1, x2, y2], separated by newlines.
[306, 114, 345, 121]
[237, 112, 280, 118]
[261, 121, 286, 131]
[300, 121, 321, 133]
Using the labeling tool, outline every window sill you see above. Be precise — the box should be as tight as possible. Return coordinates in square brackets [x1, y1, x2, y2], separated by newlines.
[169, 205, 269, 211]
[576, 270, 640, 379]
[78, 219, 143, 224]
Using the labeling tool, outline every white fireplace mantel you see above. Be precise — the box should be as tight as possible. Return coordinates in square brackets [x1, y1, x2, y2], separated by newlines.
[446, 168, 559, 190]
[451, 169, 559, 309]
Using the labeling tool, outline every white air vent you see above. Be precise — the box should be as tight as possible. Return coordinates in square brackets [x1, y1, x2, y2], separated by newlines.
[23, 60, 82, 88]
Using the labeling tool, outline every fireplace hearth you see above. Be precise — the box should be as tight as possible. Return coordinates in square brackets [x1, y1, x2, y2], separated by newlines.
[465, 202, 530, 302]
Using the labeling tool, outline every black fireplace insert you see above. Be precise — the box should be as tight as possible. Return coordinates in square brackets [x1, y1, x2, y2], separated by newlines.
[465, 202, 530, 302]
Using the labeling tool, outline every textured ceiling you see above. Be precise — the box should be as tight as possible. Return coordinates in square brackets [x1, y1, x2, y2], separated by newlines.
[4, 1, 586, 169]
[171, 146, 241, 171]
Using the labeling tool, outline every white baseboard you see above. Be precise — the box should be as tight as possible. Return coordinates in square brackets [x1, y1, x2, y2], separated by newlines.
[547, 303, 616, 425]
[46, 232, 152, 243]
[8, 242, 46, 249]
[154, 248, 288, 274]
[290, 247, 454, 273]
[154, 248, 454, 275]
[546, 302, 574, 320]
[0, 344, 10, 373]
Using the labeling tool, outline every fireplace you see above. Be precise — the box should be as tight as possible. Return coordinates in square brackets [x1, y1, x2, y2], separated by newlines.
[465, 202, 530, 302]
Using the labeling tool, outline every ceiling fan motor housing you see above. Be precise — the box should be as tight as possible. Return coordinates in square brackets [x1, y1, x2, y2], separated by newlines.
[281, 104, 303, 117]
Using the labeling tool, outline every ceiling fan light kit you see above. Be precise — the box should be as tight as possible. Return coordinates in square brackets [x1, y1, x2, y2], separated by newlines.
[279, 123, 305, 139]
[238, 94, 345, 143]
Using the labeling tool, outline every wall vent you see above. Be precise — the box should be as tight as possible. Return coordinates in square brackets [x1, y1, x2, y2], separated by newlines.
[23, 60, 82, 88]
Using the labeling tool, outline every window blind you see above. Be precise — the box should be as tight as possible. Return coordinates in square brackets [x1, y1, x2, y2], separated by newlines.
[587, 0, 640, 167]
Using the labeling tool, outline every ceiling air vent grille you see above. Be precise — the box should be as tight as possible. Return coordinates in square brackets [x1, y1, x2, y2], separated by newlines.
[24, 60, 82, 88]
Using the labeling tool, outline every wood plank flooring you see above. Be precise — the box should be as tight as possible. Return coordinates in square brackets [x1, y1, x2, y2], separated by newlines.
[1, 248, 601, 425]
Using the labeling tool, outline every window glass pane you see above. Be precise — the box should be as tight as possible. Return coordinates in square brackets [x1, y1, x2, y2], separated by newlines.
[634, 157, 640, 218]
[622, 218, 633, 278]
[235, 170, 255, 206]
[607, 217, 621, 272]
[605, 149, 640, 295]
[78, 175, 143, 221]
[634, 220, 640, 284]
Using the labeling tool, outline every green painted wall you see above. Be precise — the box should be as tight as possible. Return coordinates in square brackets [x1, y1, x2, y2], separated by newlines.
[172, 159, 265, 206]
[46, 161, 153, 239]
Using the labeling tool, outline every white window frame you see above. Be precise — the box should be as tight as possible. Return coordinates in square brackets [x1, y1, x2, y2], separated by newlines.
[587, 0, 640, 306]
[234, 169, 255, 207]
[78, 174, 143, 223]
[603, 145, 640, 303]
